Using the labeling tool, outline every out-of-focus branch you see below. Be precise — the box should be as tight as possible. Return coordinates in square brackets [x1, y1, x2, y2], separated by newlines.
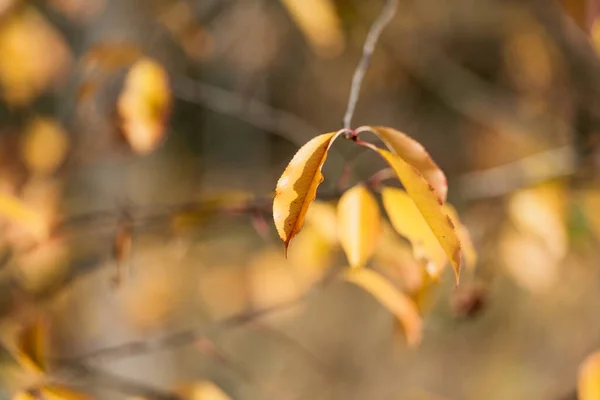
[458, 145, 576, 200]
[170, 74, 320, 147]
[343, 0, 398, 129]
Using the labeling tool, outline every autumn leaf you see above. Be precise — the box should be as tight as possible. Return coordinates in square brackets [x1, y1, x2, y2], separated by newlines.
[12, 385, 93, 400]
[0, 193, 49, 241]
[117, 57, 172, 155]
[373, 148, 462, 284]
[273, 131, 342, 254]
[365, 126, 448, 201]
[279, 0, 345, 57]
[342, 268, 422, 346]
[15, 317, 47, 375]
[579, 350, 600, 400]
[382, 187, 447, 276]
[337, 185, 381, 268]
[39, 385, 94, 400]
[21, 117, 69, 176]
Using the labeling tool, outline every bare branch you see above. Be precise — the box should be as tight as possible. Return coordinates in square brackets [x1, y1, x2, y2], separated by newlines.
[343, 0, 398, 129]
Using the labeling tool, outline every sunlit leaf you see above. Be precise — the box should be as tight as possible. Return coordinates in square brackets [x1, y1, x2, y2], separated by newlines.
[15, 317, 46, 375]
[279, 0, 345, 57]
[342, 268, 422, 346]
[367, 126, 448, 201]
[578, 350, 600, 400]
[382, 187, 454, 282]
[273, 131, 341, 254]
[374, 148, 461, 284]
[21, 117, 69, 176]
[337, 185, 381, 268]
[117, 58, 172, 155]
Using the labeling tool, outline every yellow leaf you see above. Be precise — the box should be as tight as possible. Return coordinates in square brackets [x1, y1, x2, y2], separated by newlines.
[381, 187, 447, 278]
[21, 117, 69, 176]
[12, 392, 35, 400]
[342, 268, 422, 346]
[117, 58, 171, 155]
[40, 385, 93, 400]
[179, 381, 232, 400]
[304, 200, 338, 245]
[337, 185, 381, 268]
[279, 0, 344, 57]
[372, 222, 424, 294]
[0, 193, 48, 242]
[579, 350, 600, 400]
[367, 126, 448, 201]
[375, 149, 462, 284]
[273, 131, 341, 254]
[445, 204, 477, 270]
[15, 317, 46, 375]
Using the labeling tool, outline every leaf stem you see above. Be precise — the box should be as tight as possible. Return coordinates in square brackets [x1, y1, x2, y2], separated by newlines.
[342, 0, 398, 130]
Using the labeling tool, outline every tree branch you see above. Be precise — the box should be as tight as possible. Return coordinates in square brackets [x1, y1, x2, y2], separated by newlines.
[343, 0, 398, 130]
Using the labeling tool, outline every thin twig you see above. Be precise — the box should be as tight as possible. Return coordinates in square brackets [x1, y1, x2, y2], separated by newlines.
[343, 0, 398, 129]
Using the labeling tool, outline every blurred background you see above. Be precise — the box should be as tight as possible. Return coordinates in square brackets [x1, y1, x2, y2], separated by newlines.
[1, 0, 600, 399]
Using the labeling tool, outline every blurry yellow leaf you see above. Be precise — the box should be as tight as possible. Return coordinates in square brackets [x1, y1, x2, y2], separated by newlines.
[368, 126, 448, 201]
[15, 236, 70, 295]
[374, 147, 462, 284]
[247, 249, 302, 308]
[0, 6, 71, 106]
[499, 225, 558, 294]
[273, 131, 341, 254]
[381, 187, 448, 279]
[373, 222, 424, 294]
[445, 204, 477, 270]
[179, 381, 232, 400]
[15, 317, 46, 375]
[337, 185, 381, 268]
[592, 18, 600, 53]
[507, 183, 567, 260]
[503, 25, 553, 92]
[579, 350, 600, 400]
[279, 0, 344, 57]
[304, 200, 338, 245]
[40, 385, 93, 400]
[0, 193, 48, 241]
[288, 224, 333, 289]
[117, 58, 171, 155]
[343, 268, 422, 346]
[21, 117, 69, 176]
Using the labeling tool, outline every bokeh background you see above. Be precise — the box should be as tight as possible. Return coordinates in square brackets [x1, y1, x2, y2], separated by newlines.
[1, 0, 600, 399]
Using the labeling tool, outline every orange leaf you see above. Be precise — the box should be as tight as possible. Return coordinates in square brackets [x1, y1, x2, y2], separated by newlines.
[337, 185, 381, 268]
[273, 131, 341, 254]
[366, 126, 448, 201]
[579, 351, 600, 400]
[374, 149, 461, 284]
[342, 268, 422, 346]
[117, 58, 171, 155]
